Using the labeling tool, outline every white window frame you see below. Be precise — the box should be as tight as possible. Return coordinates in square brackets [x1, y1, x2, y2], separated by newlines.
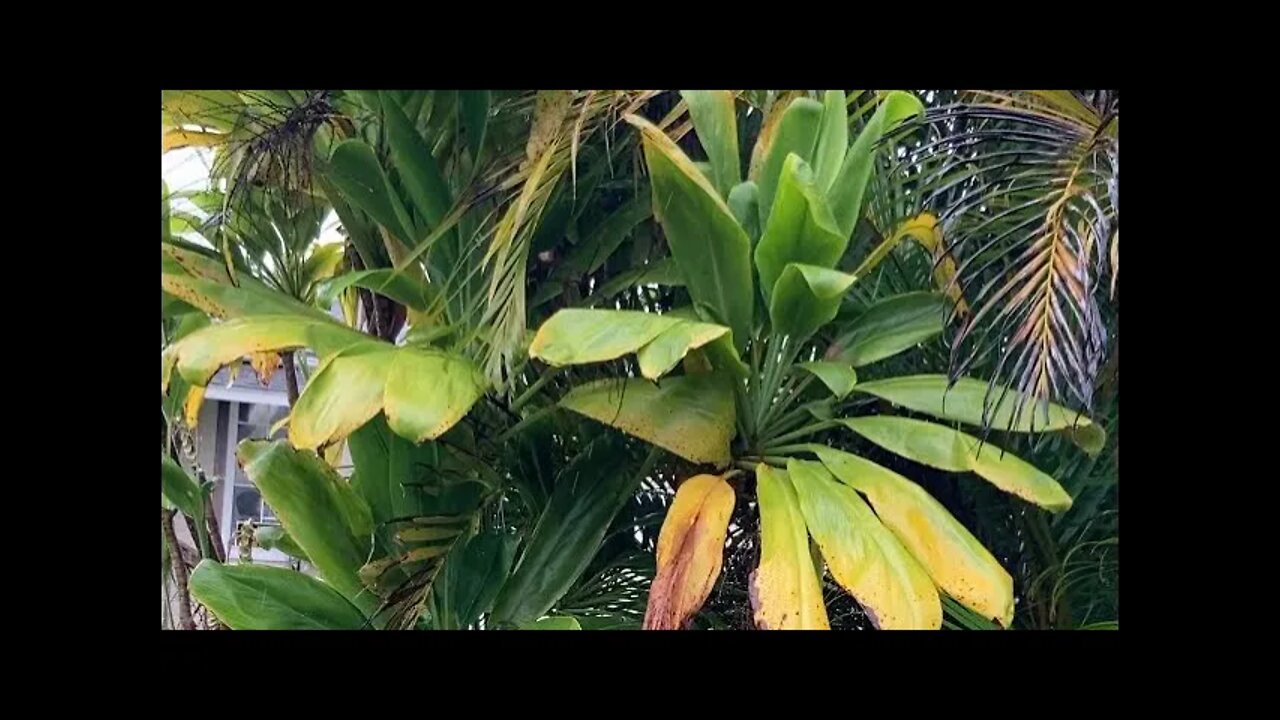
[215, 394, 294, 566]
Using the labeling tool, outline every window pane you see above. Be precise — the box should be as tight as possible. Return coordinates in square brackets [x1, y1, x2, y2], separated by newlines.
[233, 487, 262, 525]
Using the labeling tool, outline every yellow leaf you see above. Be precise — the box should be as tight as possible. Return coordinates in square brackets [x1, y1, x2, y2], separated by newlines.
[789, 458, 941, 630]
[751, 464, 829, 630]
[249, 351, 282, 386]
[644, 474, 736, 630]
[883, 213, 969, 316]
[162, 129, 228, 154]
[813, 447, 1013, 627]
[184, 385, 206, 429]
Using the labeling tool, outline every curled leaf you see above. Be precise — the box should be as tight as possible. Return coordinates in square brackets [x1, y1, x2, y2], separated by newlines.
[644, 474, 736, 629]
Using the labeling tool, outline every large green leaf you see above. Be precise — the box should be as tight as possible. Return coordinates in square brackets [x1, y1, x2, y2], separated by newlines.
[529, 309, 728, 381]
[626, 114, 754, 350]
[751, 464, 829, 629]
[520, 616, 582, 630]
[788, 458, 941, 630]
[491, 434, 643, 625]
[289, 342, 485, 449]
[769, 263, 857, 341]
[832, 292, 947, 367]
[796, 361, 858, 400]
[838, 416, 1073, 512]
[593, 257, 687, 300]
[289, 342, 396, 450]
[161, 244, 334, 322]
[162, 314, 365, 393]
[559, 374, 735, 467]
[236, 440, 378, 614]
[325, 139, 413, 243]
[810, 446, 1014, 627]
[754, 154, 848, 304]
[161, 455, 202, 518]
[681, 90, 740, 197]
[432, 530, 518, 629]
[382, 93, 451, 239]
[828, 91, 924, 238]
[852, 375, 1105, 454]
[383, 349, 487, 443]
[190, 561, 367, 630]
[317, 269, 437, 314]
[460, 90, 491, 162]
[812, 90, 848, 191]
[757, 98, 824, 229]
[254, 525, 310, 563]
[727, 181, 761, 245]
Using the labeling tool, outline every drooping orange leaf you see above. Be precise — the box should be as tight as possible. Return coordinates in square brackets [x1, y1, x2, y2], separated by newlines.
[643, 474, 736, 630]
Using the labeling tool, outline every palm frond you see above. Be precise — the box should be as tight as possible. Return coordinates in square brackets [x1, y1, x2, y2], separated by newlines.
[901, 91, 1118, 430]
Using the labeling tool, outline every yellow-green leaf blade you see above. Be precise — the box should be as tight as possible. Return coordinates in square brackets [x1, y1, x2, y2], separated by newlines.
[289, 343, 396, 451]
[384, 349, 487, 443]
[796, 361, 858, 400]
[829, 91, 924, 238]
[559, 374, 734, 467]
[644, 474, 736, 629]
[757, 98, 824, 229]
[635, 321, 730, 380]
[751, 464, 829, 630]
[813, 90, 849, 191]
[529, 309, 679, 367]
[812, 446, 1013, 627]
[839, 416, 1073, 512]
[832, 292, 949, 367]
[853, 375, 1104, 454]
[788, 458, 940, 630]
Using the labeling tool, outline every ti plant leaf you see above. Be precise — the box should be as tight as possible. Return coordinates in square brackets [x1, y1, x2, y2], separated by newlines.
[789, 458, 941, 630]
[559, 374, 735, 468]
[751, 464, 829, 629]
[529, 309, 728, 381]
[190, 561, 368, 630]
[839, 416, 1073, 512]
[644, 474, 736, 630]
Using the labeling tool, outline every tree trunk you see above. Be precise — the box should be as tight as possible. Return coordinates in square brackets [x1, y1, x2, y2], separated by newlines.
[162, 508, 195, 631]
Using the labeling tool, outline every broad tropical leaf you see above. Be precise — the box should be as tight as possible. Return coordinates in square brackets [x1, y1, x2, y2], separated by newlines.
[432, 530, 517, 629]
[751, 464, 829, 630]
[190, 561, 368, 630]
[681, 90, 741, 198]
[757, 98, 824, 228]
[839, 416, 1072, 512]
[811, 446, 1014, 627]
[796, 361, 858, 400]
[770, 263, 857, 341]
[559, 374, 735, 467]
[644, 474, 736, 629]
[812, 90, 848, 191]
[237, 440, 378, 614]
[831, 292, 948, 367]
[626, 113, 754, 350]
[852, 374, 1104, 453]
[828, 91, 924, 238]
[788, 458, 941, 630]
[161, 455, 202, 518]
[754, 154, 849, 304]
[491, 433, 643, 625]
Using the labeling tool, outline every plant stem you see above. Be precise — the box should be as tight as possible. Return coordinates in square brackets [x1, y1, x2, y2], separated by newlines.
[497, 405, 559, 444]
[511, 366, 561, 413]
[162, 508, 195, 631]
[760, 444, 818, 456]
[761, 420, 838, 451]
[282, 350, 300, 406]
